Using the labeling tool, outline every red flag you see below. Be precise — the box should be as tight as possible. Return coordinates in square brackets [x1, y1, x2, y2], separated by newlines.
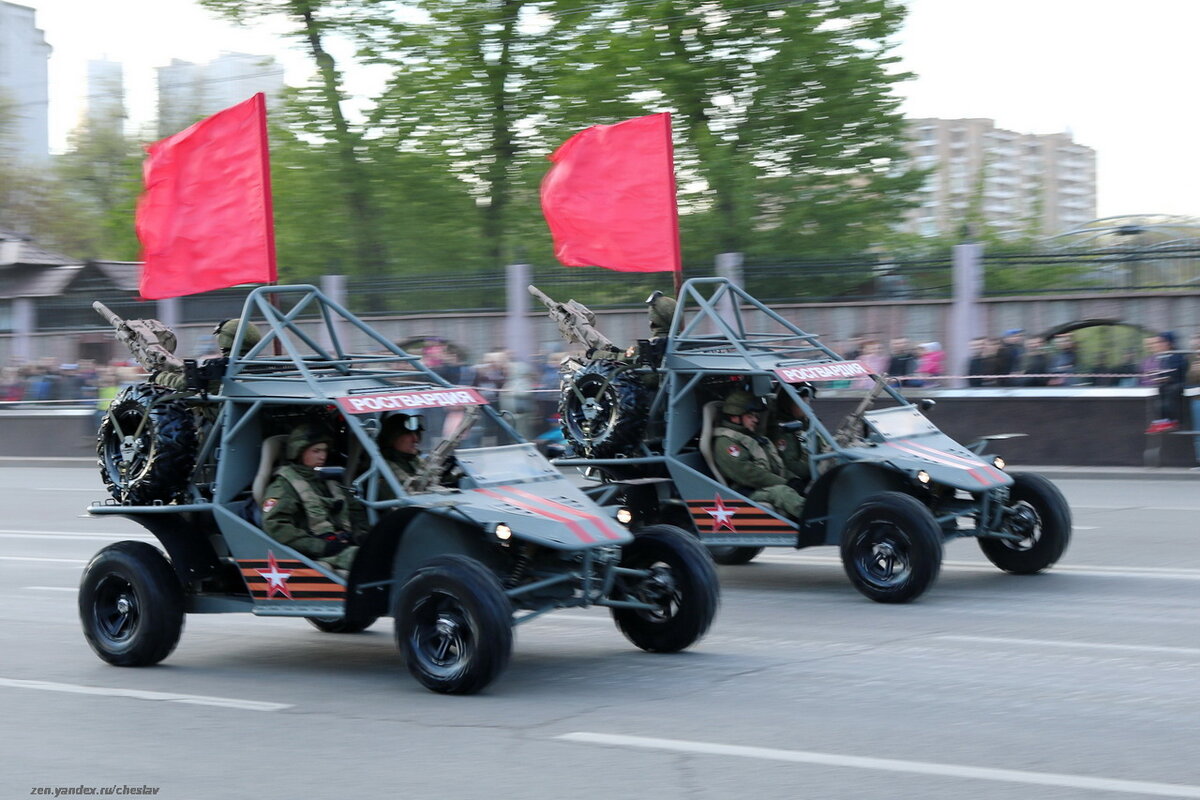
[136, 93, 276, 300]
[540, 113, 680, 274]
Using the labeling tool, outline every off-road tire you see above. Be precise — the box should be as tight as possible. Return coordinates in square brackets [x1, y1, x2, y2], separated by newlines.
[979, 472, 1071, 574]
[394, 555, 513, 694]
[560, 359, 649, 458]
[841, 492, 943, 603]
[306, 614, 379, 634]
[98, 383, 197, 505]
[79, 541, 185, 666]
[612, 525, 719, 652]
[707, 546, 765, 566]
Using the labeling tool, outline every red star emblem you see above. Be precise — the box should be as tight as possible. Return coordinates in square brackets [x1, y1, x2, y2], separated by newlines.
[256, 550, 294, 599]
[702, 496, 737, 533]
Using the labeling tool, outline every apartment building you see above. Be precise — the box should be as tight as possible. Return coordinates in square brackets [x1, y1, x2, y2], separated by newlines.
[156, 52, 284, 138]
[0, 1, 51, 164]
[902, 118, 1096, 239]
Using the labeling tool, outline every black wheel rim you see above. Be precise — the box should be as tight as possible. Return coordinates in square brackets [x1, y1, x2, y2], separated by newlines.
[629, 562, 681, 623]
[106, 408, 152, 483]
[408, 591, 474, 679]
[568, 378, 616, 446]
[93, 573, 139, 643]
[1002, 501, 1042, 551]
[851, 521, 913, 589]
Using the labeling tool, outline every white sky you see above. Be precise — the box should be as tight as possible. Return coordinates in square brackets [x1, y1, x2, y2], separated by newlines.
[25, 0, 1200, 219]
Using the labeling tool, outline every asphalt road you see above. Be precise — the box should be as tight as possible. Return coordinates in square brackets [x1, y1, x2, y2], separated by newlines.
[1, 468, 1197, 800]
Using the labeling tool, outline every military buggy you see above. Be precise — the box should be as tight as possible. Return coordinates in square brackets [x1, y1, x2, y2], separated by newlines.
[80, 285, 718, 694]
[542, 277, 1071, 603]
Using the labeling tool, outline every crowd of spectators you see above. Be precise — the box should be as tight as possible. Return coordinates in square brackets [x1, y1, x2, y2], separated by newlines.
[0, 358, 140, 409]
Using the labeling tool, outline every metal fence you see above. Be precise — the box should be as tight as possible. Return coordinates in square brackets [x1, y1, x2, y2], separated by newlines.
[340, 245, 1200, 314]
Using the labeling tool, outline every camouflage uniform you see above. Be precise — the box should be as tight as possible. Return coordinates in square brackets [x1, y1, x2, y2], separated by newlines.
[215, 318, 263, 357]
[712, 391, 805, 519]
[147, 329, 187, 390]
[767, 395, 812, 489]
[262, 424, 367, 570]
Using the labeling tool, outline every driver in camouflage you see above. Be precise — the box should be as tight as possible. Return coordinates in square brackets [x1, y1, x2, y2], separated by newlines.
[262, 422, 367, 571]
[712, 390, 806, 519]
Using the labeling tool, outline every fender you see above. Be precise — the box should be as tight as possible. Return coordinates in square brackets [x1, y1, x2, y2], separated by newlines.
[113, 511, 221, 586]
[801, 463, 910, 547]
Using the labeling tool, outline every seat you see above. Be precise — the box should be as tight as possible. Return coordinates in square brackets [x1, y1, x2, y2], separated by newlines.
[252, 434, 289, 505]
[699, 401, 729, 487]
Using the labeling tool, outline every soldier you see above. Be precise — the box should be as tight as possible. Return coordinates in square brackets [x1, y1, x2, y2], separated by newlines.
[767, 385, 814, 489]
[261, 422, 367, 572]
[622, 291, 676, 368]
[378, 412, 424, 496]
[214, 318, 263, 357]
[712, 390, 806, 519]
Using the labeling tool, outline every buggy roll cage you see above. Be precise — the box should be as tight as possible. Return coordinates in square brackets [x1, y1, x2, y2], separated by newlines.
[195, 284, 522, 512]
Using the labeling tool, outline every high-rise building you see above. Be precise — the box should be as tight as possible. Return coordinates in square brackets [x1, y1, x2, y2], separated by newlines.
[156, 52, 284, 138]
[85, 59, 125, 138]
[901, 118, 1097, 239]
[0, 1, 51, 164]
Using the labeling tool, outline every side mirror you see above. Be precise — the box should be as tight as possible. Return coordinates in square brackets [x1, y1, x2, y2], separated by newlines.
[918, 398, 936, 412]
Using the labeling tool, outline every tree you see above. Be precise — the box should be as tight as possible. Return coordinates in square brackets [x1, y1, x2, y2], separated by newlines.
[199, 0, 392, 281]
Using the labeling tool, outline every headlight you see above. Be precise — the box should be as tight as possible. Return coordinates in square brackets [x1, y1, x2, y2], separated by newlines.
[992, 456, 1006, 470]
[493, 523, 512, 541]
[615, 507, 633, 525]
[915, 470, 931, 485]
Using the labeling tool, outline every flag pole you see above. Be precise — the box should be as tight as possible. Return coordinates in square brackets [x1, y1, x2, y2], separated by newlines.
[664, 113, 683, 297]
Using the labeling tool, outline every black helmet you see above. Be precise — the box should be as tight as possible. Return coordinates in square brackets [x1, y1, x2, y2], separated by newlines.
[380, 413, 425, 441]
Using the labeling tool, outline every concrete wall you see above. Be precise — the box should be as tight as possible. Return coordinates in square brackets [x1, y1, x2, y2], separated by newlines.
[5, 388, 1196, 467]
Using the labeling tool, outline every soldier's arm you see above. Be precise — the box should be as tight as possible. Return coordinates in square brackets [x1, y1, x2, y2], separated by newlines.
[713, 437, 786, 489]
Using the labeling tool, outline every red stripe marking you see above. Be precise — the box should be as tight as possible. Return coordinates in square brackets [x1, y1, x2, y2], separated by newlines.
[901, 440, 1006, 487]
[474, 488, 596, 544]
[886, 442, 993, 487]
[499, 486, 625, 541]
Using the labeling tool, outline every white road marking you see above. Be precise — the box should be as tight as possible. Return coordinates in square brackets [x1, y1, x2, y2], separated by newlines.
[0, 678, 292, 712]
[755, 554, 1200, 579]
[0, 556, 87, 564]
[24, 586, 76, 592]
[557, 733, 1200, 798]
[936, 635, 1200, 657]
[0, 530, 153, 541]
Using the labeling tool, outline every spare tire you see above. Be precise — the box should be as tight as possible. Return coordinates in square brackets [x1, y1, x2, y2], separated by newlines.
[559, 359, 649, 458]
[98, 383, 197, 505]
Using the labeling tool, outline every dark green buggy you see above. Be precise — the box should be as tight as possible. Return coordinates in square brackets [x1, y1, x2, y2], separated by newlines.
[542, 277, 1071, 604]
[80, 285, 718, 694]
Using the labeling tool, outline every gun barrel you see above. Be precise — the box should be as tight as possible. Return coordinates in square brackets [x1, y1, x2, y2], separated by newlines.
[93, 301, 122, 327]
[527, 285, 554, 308]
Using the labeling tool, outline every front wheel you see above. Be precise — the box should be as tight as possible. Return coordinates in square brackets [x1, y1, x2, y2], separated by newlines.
[79, 541, 185, 666]
[841, 492, 943, 603]
[979, 472, 1071, 574]
[707, 545, 764, 566]
[394, 555, 513, 694]
[611, 525, 719, 652]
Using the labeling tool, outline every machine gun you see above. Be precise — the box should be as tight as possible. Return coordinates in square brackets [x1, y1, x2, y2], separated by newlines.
[834, 373, 888, 448]
[528, 285, 621, 358]
[93, 301, 185, 375]
[404, 404, 481, 494]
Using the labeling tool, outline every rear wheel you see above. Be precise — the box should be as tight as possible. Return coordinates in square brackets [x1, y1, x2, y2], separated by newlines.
[394, 555, 513, 694]
[707, 545, 764, 566]
[980, 472, 1071, 574]
[79, 541, 184, 666]
[841, 492, 943, 603]
[612, 525, 719, 652]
